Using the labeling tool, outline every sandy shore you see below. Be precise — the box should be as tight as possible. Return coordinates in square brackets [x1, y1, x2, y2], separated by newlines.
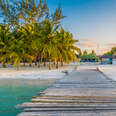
[98, 65, 116, 81]
[0, 64, 77, 79]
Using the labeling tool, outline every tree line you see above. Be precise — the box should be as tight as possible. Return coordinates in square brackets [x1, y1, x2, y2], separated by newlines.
[0, 0, 79, 70]
[79, 50, 99, 61]
[104, 47, 116, 56]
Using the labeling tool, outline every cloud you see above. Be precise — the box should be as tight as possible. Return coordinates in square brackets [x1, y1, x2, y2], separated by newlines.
[78, 38, 98, 47]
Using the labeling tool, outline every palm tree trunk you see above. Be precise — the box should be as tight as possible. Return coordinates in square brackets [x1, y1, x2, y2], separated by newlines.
[35, 61, 37, 66]
[23, 62, 26, 67]
[38, 59, 41, 68]
[44, 61, 46, 67]
[61, 58, 63, 67]
[29, 63, 32, 67]
[61, 62, 63, 67]
[3, 61, 6, 68]
[56, 61, 58, 69]
[17, 63, 20, 71]
[53, 62, 56, 66]
[49, 59, 51, 70]
[34, 56, 37, 66]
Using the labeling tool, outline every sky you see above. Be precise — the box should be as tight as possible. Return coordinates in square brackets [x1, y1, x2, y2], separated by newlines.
[47, 0, 116, 54]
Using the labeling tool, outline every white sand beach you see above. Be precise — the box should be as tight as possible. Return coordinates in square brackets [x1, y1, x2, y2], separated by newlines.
[0, 64, 76, 79]
[98, 65, 116, 81]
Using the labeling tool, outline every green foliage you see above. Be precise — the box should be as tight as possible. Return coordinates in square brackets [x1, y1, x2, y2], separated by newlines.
[80, 50, 98, 60]
[83, 50, 88, 55]
[0, 24, 11, 65]
[0, 0, 79, 70]
[91, 50, 96, 55]
[80, 54, 97, 60]
[104, 47, 116, 55]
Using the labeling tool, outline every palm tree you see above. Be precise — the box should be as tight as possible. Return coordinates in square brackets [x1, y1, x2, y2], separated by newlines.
[0, 24, 11, 67]
[91, 50, 96, 55]
[9, 26, 34, 70]
[83, 50, 88, 55]
[55, 28, 79, 66]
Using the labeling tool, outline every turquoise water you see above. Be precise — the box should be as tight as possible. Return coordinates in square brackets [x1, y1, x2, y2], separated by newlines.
[0, 79, 54, 116]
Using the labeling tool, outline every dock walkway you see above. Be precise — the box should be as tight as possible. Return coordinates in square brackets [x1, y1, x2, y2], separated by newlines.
[17, 67, 116, 116]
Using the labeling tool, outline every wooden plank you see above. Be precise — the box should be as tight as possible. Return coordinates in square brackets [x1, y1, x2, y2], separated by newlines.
[16, 102, 116, 108]
[33, 95, 116, 100]
[31, 98, 116, 103]
[24, 107, 116, 112]
[33, 96, 116, 100]
[18, 111, 116, 116]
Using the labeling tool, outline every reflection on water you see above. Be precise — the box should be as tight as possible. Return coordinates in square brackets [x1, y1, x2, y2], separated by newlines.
[0, 79, 55, 116]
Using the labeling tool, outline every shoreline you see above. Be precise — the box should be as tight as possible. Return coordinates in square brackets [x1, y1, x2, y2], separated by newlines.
[0, 64, 77, 79]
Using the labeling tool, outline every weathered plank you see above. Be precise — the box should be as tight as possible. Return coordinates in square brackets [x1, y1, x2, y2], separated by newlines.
[33, 95, 116, 99]
[18, 111, 116, 116]
[17, 102, 116, 108]
[31, 98, 116, 103]
[32, 96, 116, 100]
[23, 107, 116, 112]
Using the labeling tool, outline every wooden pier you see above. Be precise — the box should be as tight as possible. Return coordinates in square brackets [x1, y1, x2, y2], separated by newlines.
[17, 67, 116, 116]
